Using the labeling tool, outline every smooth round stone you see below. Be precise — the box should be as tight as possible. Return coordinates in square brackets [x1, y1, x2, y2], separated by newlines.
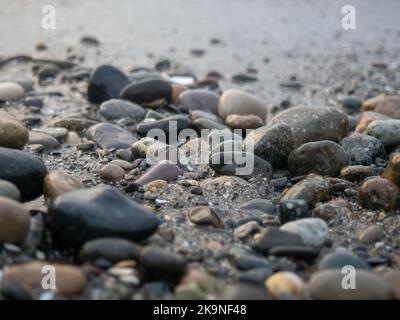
[318, 252, 371, 270]
[280, 218, 328, 247]
[134, 162, 183, 186]
[252, 227, 304, 254]
[28, 131, 60, 151]
[211, 140, 242, 155]
[120, 79, 172, 106]
[340, 165, 376, 182]
[225, 114, 264, 130]
[24, 97, 44, 108]
[86, 122, 136, 150]
[279, 199, 309, 225]
[0, 147, 48, 201]
[99, 164, 125, 182]
[340, 133, 386, 165]
[48, 113, 98, 132]
[280, 174, 331, 208]
[87, 65, 130, 103]
[234, 221, 261, 239]
[288, 140, 349, 177]
[342, 97, 362, 114]
[359, 225, 385, 245]
[178, 89, 219, 114]
[384, 269, 400, 300]
[188, 206, 222, 227]
[136, 115, 191, 136]
[139, 246, 187, 281]
[269, 246, 319, 261]
[243, 123, 294, 169]
[238, 198, 276, 215]
[357, 177, 399, 211]
[110, 159, 134, 170]
[99, 99, 145, 120]
[192, 117, 228, 131]
[267, 106, 348, 148]
[0, 111, 28, 149]
[116, 149, 133, 161]
[44, 171, 83, 201]
[237, 268, 272, 284]
[365, 120, 400, 149]
[355, 111, 391, 133]
[79, 238, 141, 264]
[265, 271, 305, 299]
[229, 248, 271, 270]
[208, 129, 242, 144]
[190, 109, 222, 123]
[1, 261, 86, 298]
[0, 82, 26, 101]
[308, 269, 391, 300]
[218, 89, 267, 120]
[311, 203, 350, 222]
[370, 95, 400, 119]
[0, 197, 30, 244]
[32, 127, 68, 140]
[48, 185, 160, 248]
[210, 151, 273, 179]
[171, 84, 188, 104]
[382, 152, 400, 188]
[0, 180, 21, 201]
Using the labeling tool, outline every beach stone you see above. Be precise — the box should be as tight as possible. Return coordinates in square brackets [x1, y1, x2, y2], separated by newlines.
[384, 269, 400, 300]
[79, 238, 141, 264]
[265, 271, 305, 299]
[216, 282, 269, 300]
[238, 198, 276, 215]
[86, 123, 136, 150]
[364, 95, 400, 119]
[99, 164, 125, 182]
[280, 174, 331, 208]
[359, 225, 385, 245]
[252, 227, 304, 254]
[192, 118, 228, 131]
[280, 218, 328, 247]
[279, 199, 309, 225]
[267, 106, 348, 147]
[190, 109, 222, 123]
[32, 127, 68, 140]
[48, 113, 98, 132]
[242, 123, 294, 169]
[382, 152, 400, 188]
[44, 171, 83, 201]
[0, 197, 30, 244]
[355, 111, 391, 133]
[110, 159, 134, 170]
[171, 84, 188, 104]
[136, 115, 191, 136]
[28, 131, 60, 151]
[48, 185, 159, 248]
[342, 97, 362, 114]
[87, 65, 130, 103]
[0, 111, 28, 149]
[365, 120, 400, 149]
[218, 89, 267, 120]
[0, 147, 48, 201]
[234, 221, 261, 239]
[116, 149, 133, 161]
[340, 165, 376, 182]
[1, 261, 86, 298]
[188, 206, 222, 227]
[340, 133, 386, 165]
[0, 180, 21, 201]
[208, 129, 242, 144]
[120, 79, 172, 106]
[357, 177, 399, 211]
[269, 246, 319, 261]
[0, 82, 25, 101]
[134, 161, 183, 186]
[288, 141, 348, 177]
[311, 203, 351, 222]
[99, 99, 145, 120]
[229, 248, 271, 270]
[308, 269, 391, 300]
[211, 140, 242, 155]
[318, 252, 371, 270]
[225, 114, 264, 130]
[178, 89, 219, 114]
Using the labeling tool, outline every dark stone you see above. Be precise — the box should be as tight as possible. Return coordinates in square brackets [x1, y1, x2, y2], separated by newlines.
[269, 246, 319, 261]
[238, 198, 276, 215]
[318, 252, 372, 270]
[252, 227, 304, 254]
[86, 123, 136, 150]
[178, 89, 219, 114]
[120, 79, 172, 105]
[279, 199, 309, 224]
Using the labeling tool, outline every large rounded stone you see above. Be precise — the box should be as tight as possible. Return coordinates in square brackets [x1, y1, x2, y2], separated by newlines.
[340, 133, 386, 165]
[134, 162, 183, 186]
[382, 152, 400, 188]
[225, 114, 264, 130]
[0, 111, 28, 149]
[44, 171, 83, 201]
[0, 82, 26, 102]
[318, 252, 371, 271]
[363, 95, 400, 119]
[120, 79, 172, 106]
[0, 180, 21, 201]
[365, 120, 400, 149]
[355, 111, 391, 133]
[178, 89, 219, 114]
[280, 218, 328, 247]
[0, 197, 30, 244]
[252, 227, 304, 254]
[99, 99, 145, 120]
[28, 131, 60, 151]
[357, 177, 399, 211]
[86, 122, 136, 150]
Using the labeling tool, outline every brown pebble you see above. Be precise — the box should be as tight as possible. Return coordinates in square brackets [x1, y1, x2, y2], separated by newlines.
[0, 197, 30, 244]
[99, 164, 125, 182]
[189, 206, 222, 227]
[357, 177, 399, 211]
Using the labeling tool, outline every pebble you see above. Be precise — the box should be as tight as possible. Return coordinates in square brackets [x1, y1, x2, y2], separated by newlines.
[225, 114, 264, 130]
[48, 185, 159, 248]
[32, 127, 68, 140]
[365, 120, 400, 149]
[357, 177, 399, 211]
[178, 89, 219, 114]
[192, 117, 228, 131]
[308, 269, 391, 300]
[48, 113, 98, 132]
[364, 95, 400, 119]
[382, 152, 400, 188]
[229, 248, 270, 270]
[340, 165, 376, 182]
[99, 99, 145, 120]
[134, 161, 183, 186]
[44, 171, 83, 201]
[0, 82, 26, 101]
[216, 282, 269, 300]
[265, 271, 305, 299]
[234, 221, 260, 239]
[0, 197, 30, 244]
[279, 199, 309, 225]
[267, 106, 348, 148]
[342, 97, 362, 114]
[243, 123, 294, 169]
[311, 203, 350, 222]
[355, 111, 390, 133]
[87, 65, 130, 103]
[211, 139, 242, 155]
[116, 149, 133, 161]
[86, 122, 136, 150]
[280, 218, 328, 247]
[136, 115, 191, 135]
[188, 206, 222, 227]
[110, 159, 134, 170]
[99, 164, 125, 182]
[0, 147, 48, 201]
[28, 131, 60, 151]
[280, 174, 331, 208]
[288, 140, 348, 177]
[252, 227, 304, 254]
[269, 246, 319, 261]
[0, 111, 29, 149]
[384, 269, 400, 300]
[359, 225, 385, 245]
[120, 79, 172, 106]
[218, 89, 267, 120]
[79, 238, 141, 265]
[24, 97, 44, 108]
[318, 252, 371, 270]
[238, 198, 276, 215]
[340, 133, 386, 165]
[0, 180, 21, 201]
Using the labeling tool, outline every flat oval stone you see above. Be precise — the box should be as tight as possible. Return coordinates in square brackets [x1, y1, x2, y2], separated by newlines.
[192, 117, 228, 131]
[99, 164, 125, 182]
[135, 162, 183, 186]
[318, 252, 371, 270]
[269, 246, 319, 261]
[0, 82, 26, 101]
[48, 113, 98, 132]
[370, 95, 400, 119]
[267, 106, 348, 148]
[0, 180, 21, 201]
[357, 177, 399, 211]
[218, 89, 267, 120]
[365, 119, 400, 149]
[288, 141, 349, 177]
[0, 111, 28, 149]
[340, 165, 376, 182]
[87, 65, 130, 103]
[0, 147, 48, 201]
[136, 115, 191, 136]
[28, 131, 60, 151]
[48, 185, 160, 248]
[86, 122, 136, 150]
[44, 171, 83, 201]
[280, 218, 328, 247]
[178, 89, 219, 114]
[188, 206, 222, 227]
[0, 197, 30, 244]
[99, 99, 145, 120]
[120, 79, 172, 105]
[252, 227, 304, 254]
[238, 198, 276, 215]
[32, 127, 68, 140]
[359, 225, 385, 245]
[225, 114, 264, 130]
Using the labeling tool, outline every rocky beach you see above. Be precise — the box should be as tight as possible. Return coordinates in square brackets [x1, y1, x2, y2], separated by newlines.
[0, 0, 400, 300]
